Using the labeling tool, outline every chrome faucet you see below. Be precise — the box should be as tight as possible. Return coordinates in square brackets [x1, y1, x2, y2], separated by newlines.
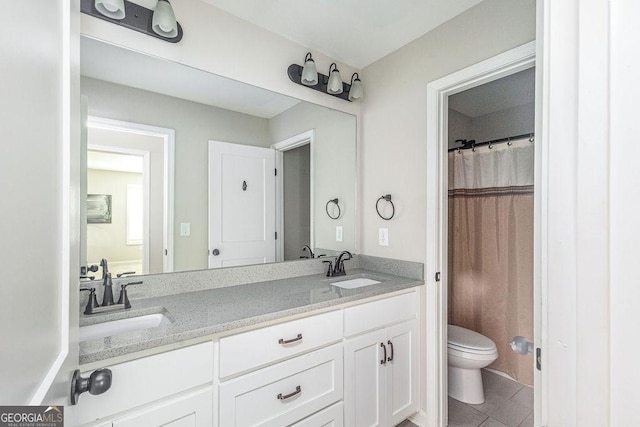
[334, 251, 352, 276]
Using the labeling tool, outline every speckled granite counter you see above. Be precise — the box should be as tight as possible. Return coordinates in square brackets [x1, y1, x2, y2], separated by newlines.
[79, 266, 423, 365]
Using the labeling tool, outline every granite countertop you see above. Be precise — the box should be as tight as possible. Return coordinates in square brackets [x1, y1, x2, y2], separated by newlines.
[79, 268, 423, 365]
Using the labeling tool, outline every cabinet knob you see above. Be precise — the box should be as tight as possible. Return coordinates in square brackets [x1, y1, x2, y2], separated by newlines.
[70, 368, 112, 405]
[212, 249, 220, 256]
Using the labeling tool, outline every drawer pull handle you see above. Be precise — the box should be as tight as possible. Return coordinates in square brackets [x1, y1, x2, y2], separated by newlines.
[387, 340, 394, 362]
[279, 333, 303, 345]
[380, 342, 387, 365]
[277, 385, 302, 400]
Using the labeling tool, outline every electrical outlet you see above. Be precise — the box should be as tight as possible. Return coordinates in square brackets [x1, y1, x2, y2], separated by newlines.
[180, 222, 191, 237]
[336, 226, 343, 242]
[379, 228, 389, 246]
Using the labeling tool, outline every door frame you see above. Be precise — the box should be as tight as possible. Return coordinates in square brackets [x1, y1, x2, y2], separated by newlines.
[86, 116, 175, 273]
[424, 41, 539, 426]
[271, 130, 315, 262]
[86, 143, 151, 273]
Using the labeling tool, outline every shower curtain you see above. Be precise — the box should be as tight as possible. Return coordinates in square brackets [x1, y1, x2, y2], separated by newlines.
[447, 138, 534, 386]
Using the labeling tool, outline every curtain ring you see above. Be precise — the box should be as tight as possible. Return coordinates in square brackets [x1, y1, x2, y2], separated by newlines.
[376, 194, 395, 220]
[325, 198, 340, 220]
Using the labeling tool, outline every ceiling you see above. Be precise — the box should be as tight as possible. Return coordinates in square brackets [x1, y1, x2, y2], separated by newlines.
[81, 37, 300, 119]
[448, 68, 536, 118]
[203, 0, 484, 69]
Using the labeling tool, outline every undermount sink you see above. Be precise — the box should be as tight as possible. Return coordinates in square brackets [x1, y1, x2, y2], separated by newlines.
[331, 277, 382, 289]
[80, 313, 171, 342]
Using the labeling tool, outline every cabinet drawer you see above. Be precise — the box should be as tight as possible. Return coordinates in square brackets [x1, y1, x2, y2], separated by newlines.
[344, 290, 417, 337]
[219, 310, 342, 378]
[72, 342, 213, 426]
[112, 386, 212, 427]
[291, 402, 344, 427]
[219, 343, 343, 427]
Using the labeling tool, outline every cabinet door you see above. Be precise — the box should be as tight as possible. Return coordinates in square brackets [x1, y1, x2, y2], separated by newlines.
[344, 328, 387, 427]
[113, 387, 212, 427]
[386, 320, 419, 426]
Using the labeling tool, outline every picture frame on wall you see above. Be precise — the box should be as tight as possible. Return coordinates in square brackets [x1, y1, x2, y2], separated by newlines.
[87, 194, 112, 224]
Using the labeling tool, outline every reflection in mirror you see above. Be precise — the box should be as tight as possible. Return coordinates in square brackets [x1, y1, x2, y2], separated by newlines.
[80, 36, 357, 278]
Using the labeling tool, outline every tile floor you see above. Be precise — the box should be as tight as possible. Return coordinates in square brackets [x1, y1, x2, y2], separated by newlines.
[396, 369, 533, 427]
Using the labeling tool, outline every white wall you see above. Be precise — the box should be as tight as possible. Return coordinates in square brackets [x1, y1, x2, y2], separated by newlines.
[82, 77, 270, 272]
[609, 0, 640, 425]
[269, 102, 357, 253]
[87, 169, 143, 264]
[80, 0, 360, 118]
[448, 102, 535, 149]
[360, 0, 535, 418]
[360, 0, 536, 260]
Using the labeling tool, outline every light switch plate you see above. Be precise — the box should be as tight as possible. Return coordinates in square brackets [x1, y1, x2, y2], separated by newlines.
[379, 228, 389, 246]
[336, 226, 343, 242]
[180, 222, 191, 237]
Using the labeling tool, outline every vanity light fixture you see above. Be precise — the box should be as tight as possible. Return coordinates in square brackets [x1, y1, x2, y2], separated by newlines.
[327, 63, 344, 95]
[287, 53, 364, 102]
[80, 0, 183, 43]
[301, 53, 319, 86]
[95, 0, 125, 19]
[348, 73, 364, 101]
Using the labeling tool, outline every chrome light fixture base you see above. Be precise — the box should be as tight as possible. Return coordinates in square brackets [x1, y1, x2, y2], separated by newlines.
[81, 0, 183, 43]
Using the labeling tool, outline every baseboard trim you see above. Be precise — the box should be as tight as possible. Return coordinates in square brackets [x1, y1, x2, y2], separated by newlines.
[408, 409, 428, 427]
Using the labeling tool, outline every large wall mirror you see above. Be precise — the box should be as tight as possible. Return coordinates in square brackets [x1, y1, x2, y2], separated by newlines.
[80, 36, 357, 278]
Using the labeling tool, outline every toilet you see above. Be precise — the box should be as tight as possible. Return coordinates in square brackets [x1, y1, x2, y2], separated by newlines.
[447, 325, 498, 404]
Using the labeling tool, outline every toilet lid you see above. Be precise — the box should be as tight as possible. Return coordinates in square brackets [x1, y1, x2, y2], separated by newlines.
[448, 325, 496, 352]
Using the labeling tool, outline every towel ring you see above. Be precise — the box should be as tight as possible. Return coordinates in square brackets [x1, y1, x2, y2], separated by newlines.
[326, 198, 340, 220]
[376, 194, 395, 220]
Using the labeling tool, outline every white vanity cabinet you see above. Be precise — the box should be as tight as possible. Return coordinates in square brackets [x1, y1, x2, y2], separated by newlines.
[71, 342, 214, 427]
[343, 291, 419, 427]
[215, 310, 344, 427]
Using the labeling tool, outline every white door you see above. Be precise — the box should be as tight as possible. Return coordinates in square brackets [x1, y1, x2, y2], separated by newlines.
[0, 0, 80, 405]
[208, 141, 276, 268]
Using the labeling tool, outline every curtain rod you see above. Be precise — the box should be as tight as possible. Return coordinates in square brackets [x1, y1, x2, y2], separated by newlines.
[448, 132, 534, 152]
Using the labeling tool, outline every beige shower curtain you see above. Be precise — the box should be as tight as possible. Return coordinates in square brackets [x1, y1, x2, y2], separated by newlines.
[447, 138, 534, 386]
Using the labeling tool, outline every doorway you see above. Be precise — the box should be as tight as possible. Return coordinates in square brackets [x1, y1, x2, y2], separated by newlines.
[425, 42, 540, 427]
[446, 69, 535, 427]
[83, 117, 175, 276]
[272, 130, 315, 262]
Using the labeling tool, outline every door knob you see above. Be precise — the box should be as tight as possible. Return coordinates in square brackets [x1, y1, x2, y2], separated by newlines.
[212, 249, 220, 256]
[70, 368, 112, 405]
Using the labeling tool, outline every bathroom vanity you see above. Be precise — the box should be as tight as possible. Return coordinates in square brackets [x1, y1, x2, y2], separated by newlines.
[69, 256, 423, 426]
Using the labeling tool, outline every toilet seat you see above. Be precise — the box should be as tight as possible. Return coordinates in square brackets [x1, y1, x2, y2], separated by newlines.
[448, 325, 497, 354]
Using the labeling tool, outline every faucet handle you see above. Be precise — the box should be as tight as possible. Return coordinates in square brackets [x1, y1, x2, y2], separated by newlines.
[116, 271, 136, 278]
[117, 281, 143, 309]
[322, 260, 334, 277]
[80, 288, 99, 315]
